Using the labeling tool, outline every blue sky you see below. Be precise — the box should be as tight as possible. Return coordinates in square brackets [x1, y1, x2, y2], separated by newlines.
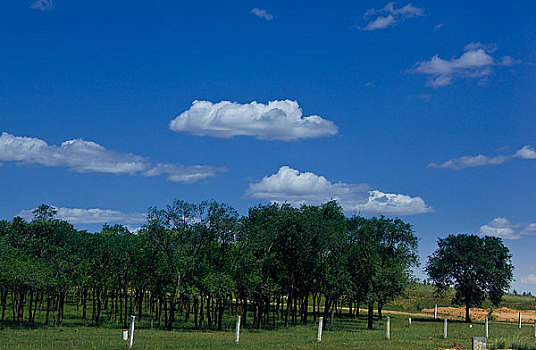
[1, 0, 535, 292]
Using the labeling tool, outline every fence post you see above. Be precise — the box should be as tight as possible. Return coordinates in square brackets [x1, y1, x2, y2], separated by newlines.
[434, 304, 438, 320]
[519, 312, 522, 328]
[235, 315, 241, 344]
[408, 318, 412, 326]
[127, 315, 135, 349]
[485, 317, 488, 338]
[317, 317, 323, 342]
[444, 318, 448, 339]
[386, 316, 391, 340]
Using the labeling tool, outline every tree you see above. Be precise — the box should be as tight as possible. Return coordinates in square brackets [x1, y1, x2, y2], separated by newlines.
[346, 216, 418, 329]
[426, 234, 514, 322]
[32, 204, 57, 220]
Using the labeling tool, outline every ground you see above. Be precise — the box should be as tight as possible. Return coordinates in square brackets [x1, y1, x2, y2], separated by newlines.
[1, 284, 536, 349]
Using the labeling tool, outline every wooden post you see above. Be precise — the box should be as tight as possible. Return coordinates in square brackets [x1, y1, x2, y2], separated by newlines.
[485, 317, 488, 338]
[434, 304, 437, 319]
[127, 315, 135, 349]
[234, 315, 241, 344]
[408, 318, 412, 326]
[317, 317, 323, 342]
[519, 312, 522, 328]
[386, 316, 390, 340]
[443, 318, 447, 339]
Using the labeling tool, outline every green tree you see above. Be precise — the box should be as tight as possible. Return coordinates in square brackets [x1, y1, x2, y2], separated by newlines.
[32, 204, 57, 220]
[426, 234, 514, 322]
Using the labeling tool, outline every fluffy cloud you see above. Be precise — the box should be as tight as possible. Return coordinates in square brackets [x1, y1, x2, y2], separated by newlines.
[17, 206, 146, 224]
[251, 8, 273, 21]
[480, 217, 536, 240]
[429, 145, 536, 170]
[521, 274, 536, 284]
[30, 0, 54, 10]
[358, 2, 425, 31]
[411, 42, 516, 87]
[0, 132, 224, 183]
[169, 100, 338, 141]
[245, 166, 432, 216]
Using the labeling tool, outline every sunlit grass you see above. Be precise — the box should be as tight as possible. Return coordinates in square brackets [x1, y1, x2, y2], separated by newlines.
[2, 315, 536, 349]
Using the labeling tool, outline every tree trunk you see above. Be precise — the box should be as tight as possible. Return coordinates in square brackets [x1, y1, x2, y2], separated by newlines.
[284, 290, 293, 327]
[378, 300, 383, 319]
[301, 294, 308, 325]
[330, 299, 335, 325]
[82, 289, 87, 319]
[45, 295, 51, 325]
[91, 289, 96, 326]
[167, 296, 176, 330]
[95, 289, 101, 326]
[217, 300, 225, 331]
[193, 297, 199, 329]
[322, 297, 331, 328]
[465, 304, 471, 323]
[28, 291, 33, 326]
[1, 291, 7, 329]
[199, 295, 205, 328]
[367, 303, 374, 329]
[206, 296, 211, 328]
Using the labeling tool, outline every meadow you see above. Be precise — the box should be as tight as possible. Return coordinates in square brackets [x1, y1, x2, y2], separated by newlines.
[1, 284, 536, 350]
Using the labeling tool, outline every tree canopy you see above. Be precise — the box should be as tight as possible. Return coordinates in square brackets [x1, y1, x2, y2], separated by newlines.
[0, 199, 420, 330]
[426, 234, 514, 322]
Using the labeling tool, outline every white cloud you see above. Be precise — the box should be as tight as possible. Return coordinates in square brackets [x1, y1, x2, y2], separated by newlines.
[358, 2, 425, 31]
[251, 8, 273, 21]
[245, 166, 432, 216]
[429, 145, 535, 170]
[0, 132, 224, 183]
[169, 100, 338, 141]
[17, 206, 146, 224]
[515, 146, 536, 159]
[463, 41, 497, 53]
[480, 217, 536, 240]
[521, 274, 536, 285]
[433, 23, 445, 32]
[30, 0, 54, 10]
[411, 43, 516, 87]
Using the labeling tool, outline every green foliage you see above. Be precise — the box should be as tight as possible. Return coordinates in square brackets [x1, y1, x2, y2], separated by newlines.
[0, 199, 419, 331]
[426, 234, 514, 322]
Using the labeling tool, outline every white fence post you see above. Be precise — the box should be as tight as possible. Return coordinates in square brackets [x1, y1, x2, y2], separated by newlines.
[408, 318, 412, 326]
[127, 315, 135, 349]
[519, 312, 522, 328]
[386, 316, 391, 340]
[444, 318, 448, 339]
[235, 315, 241, 344]
[434, 305, 438, 320]
[317, 317, 323, 342]
[485, 317, 488, 338]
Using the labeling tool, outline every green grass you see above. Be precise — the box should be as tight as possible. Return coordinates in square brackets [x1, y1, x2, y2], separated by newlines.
[2, 285, 536, 349]
[2, 316, 536, 349]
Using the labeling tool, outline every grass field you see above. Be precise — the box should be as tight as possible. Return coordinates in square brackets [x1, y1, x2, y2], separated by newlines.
[2, 284, 536, 349]
[2, 316, 536, 349]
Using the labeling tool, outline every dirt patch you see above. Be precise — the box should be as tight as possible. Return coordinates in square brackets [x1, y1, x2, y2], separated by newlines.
[421, 306, 536, 323]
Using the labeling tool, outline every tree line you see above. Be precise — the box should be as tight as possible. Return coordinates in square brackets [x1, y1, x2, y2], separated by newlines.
[0, 200, 420, 330]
